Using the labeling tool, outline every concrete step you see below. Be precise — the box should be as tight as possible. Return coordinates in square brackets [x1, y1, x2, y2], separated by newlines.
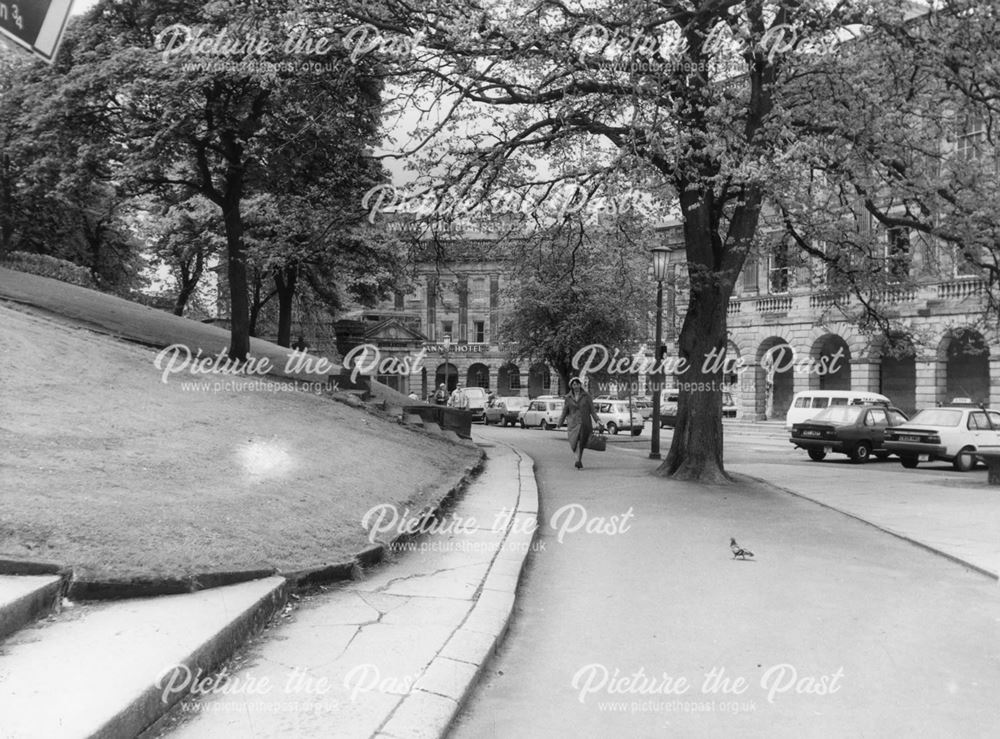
[158, 446, 536, 739]
[0, 575, 63, 642]
[0, 576, 286, 738]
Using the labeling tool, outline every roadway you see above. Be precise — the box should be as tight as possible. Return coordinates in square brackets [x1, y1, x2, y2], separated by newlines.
[448, 422, 1000, 738]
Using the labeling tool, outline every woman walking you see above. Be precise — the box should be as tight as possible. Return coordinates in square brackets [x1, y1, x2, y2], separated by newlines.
[559, 377, 604, 469]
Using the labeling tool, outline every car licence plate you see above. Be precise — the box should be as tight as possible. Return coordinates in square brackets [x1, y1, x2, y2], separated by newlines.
[899, 435, 921, 442]
[802, 430, 821, 437]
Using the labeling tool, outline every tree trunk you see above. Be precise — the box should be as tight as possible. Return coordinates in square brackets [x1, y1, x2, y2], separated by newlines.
[653, 187, 757, 483]
[655, 283, 730, 482]
[274, 264, 298, 348]
[249, 270, 263, 338]
[222, 200, 250, 361]
[173, 248, 204, 316]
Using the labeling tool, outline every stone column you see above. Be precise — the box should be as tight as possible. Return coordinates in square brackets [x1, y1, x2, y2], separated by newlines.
[425, 275, 437, 341]
[914, 357, 938, 409]
[457, 276, 469, 343]
[743, 362, 765, 420]
[990, 356, 1000, 407]
[792, 369, 811, 395]
[851, 361, 880, 393]
[489, 274, 499, 340]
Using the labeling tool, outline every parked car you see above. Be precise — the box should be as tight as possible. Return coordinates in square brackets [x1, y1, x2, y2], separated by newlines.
[785, 390, 891, 429]
[451, 386, 490, 421]
[883, 406, 1000, 471]
[484, 396, 529, 426]
[790, 404, 909, 463]
[659, 391, 737, 428]
[633, 397, 655, 421]
[722, 392, 737, 419]
[519, 398, 566, 429]
[483, 396, 503, 425]
[594, 395, 655, 421]
[595, 399, 644, 436]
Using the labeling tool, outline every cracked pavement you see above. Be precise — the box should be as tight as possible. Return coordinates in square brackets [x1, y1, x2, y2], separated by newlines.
[164, 443, 535, 739]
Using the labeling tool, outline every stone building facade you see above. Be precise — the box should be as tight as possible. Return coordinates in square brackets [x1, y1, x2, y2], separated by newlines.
[657, 222, 1000, 421]
[339, 234, 563, 400]
[343, 220, 997, 417]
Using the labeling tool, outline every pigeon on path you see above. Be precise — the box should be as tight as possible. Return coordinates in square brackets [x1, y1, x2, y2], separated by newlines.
[730, 537, 754, 560]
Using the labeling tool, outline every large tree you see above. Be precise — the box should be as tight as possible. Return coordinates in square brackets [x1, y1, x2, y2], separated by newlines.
[47, 0, 387, 359]
[351, 0, 1000, 482]
[0, 49, 140, 290]
[497, 217, 652, 389]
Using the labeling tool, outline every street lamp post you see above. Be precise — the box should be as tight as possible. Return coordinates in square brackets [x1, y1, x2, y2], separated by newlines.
[649, 246, 670, 460]
[442, 334, 452, 392]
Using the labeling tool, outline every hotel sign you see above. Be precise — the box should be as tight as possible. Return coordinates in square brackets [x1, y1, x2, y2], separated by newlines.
[424, 343, 489, 353]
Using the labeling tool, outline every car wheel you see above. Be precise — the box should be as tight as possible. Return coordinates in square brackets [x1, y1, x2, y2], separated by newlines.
[630, 427, 642, 437]
[850, 441, 872, 464]
[520, 419, 526, 429]
[953, 447, 976, 472]
[543, 420, 554, 430]
[607, 422, 619, 435]
[483, 415, 490, 425]
[900, 456, 919, 469]
[807, 449, 826, 461]
[874, 451, 890, 460]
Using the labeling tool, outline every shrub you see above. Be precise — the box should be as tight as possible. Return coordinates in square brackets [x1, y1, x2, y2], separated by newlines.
[0, 251, 97, 288]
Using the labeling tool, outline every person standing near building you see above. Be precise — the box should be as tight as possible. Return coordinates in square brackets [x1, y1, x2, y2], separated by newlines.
[559, 377, 604, 469]
[449, 384, 469, 410]
[434, 383, 449, 405]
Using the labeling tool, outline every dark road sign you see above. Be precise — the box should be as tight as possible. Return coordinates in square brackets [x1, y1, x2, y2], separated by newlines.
[0, 0, 74, 63]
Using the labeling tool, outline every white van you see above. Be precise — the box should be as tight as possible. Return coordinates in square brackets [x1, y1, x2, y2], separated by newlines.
[451, 387, 489, 421]
[785, 391, 891, 428]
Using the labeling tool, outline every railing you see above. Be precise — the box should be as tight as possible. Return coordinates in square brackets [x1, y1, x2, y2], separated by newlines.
[937, 279, 985, 300]
[809, 293, 843, 309]
[754, 296, 792, 313]
[737, 280, 986, 310]
[696, 279, 989, 324]
[876, 287, 917, 303]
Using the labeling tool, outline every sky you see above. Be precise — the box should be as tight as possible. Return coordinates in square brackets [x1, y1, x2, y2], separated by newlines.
[71, 0, 98, 15]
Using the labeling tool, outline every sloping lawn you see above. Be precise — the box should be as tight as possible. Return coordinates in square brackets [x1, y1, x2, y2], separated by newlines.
[0, 299, 479, 581]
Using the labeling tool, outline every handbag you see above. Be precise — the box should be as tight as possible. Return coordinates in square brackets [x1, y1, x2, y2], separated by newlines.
[585, 429, 607, 452]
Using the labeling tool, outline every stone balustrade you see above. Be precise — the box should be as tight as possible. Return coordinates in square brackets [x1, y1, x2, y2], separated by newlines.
[712, 279, 989, 319]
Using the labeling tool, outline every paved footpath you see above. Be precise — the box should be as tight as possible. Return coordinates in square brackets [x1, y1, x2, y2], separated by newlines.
[723, 442, 1000, 580]
[603, 427, 999, 580]
[452, 426, 1000, 739]
[157, 443, 537, 739]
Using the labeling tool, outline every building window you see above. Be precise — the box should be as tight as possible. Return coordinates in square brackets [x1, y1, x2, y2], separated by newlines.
[469, 365, 489, 389]
[541, 367, 552, 391]
[955, 245, 982, 278]
[509, 369, 521, 389]
[742, 257, 759, 292]
[768, 241, 789, 294]
[473, 320, 485, 343]
[855, 205, 873, 241]
[470, 277, 488, 307]
[442, 320, 453, 339]
[956, 116, 986, 162]
[886, 227, 911, 282]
